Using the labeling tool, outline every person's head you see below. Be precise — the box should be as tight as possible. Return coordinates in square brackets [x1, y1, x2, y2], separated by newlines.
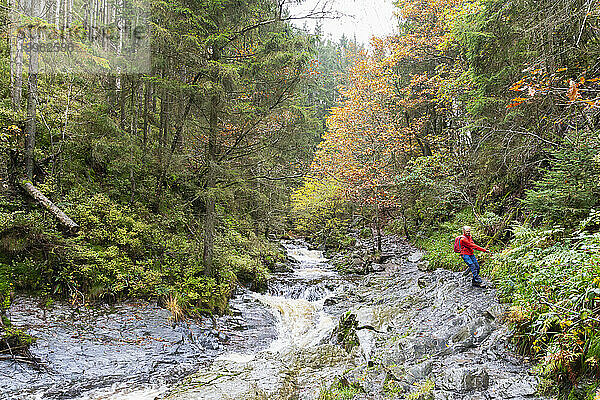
[462, 226, 472, 237]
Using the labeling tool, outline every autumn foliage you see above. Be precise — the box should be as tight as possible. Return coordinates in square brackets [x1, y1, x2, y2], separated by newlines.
[304, 0, 470, 222]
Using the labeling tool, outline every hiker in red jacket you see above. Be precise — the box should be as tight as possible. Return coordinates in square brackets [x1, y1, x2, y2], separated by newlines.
[458, 226, 489, 287]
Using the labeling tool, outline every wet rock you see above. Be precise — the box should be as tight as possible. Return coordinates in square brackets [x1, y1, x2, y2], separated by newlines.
[347, 256, 367, 274]
[379, 341, 407, 366]
[324, 295, 341, 306]
[417, 260, 431, 271]
[218, 332, 228, 342]
[483, 304, 505, 321]
[379, 253, 395, 263]
[452, 326, 470, 343]
[271, 262, 293, 273]
[408, 251, 424, 263]
[438, 367, 490, 391]
[471, 321, 494, 344]
[354, 307, 378, 362]
[433, 390, 452, 400]
[166, 355, 293, 400]
[417, 276, 432, 288]
[283, 344, 351, 369]
[385, 363, 406, 381]
[370, 263, 385, 273]
[501, 378, 537, 397]
[408, 389, 434, 400]
[330, 312, 359, 353]
[342, 364, 387, 395]
[406, 361, 433, 383]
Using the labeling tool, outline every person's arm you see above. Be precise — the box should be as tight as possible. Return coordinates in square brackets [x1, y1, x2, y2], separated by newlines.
[463, 238, 488, 252]
[472, 243, 487, 252]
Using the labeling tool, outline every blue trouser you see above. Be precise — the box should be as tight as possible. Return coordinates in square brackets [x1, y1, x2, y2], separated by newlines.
[462, 255, 482, 284]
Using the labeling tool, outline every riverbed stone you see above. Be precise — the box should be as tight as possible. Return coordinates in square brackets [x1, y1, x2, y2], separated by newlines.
[408, 251, 424, 262]
[417, 260, 431, 271]
[483, 304, 505, 321]
[165, 354, 293, 400]
[271, 262, 293, 273]
[406, 360, 433, 383]
[348, 256, 366, 274]
[438, 367, 490, 391]
[343, 364, 388, 395]
[370, 263, 385, 273]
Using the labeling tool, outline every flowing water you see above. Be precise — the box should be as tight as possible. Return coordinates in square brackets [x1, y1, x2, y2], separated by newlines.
[0, 240, 337, 400]
[229, 241, 338, 356]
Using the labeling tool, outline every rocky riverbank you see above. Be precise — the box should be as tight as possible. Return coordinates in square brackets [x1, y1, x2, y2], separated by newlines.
[164, 236, 543, 400]
[0, 293, 277, 399]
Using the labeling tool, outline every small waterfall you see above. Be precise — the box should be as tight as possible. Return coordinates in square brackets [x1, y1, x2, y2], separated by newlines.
[224, 241, 337, 357]
[252, 294, 335, 352]
[258, 241, 336, 352]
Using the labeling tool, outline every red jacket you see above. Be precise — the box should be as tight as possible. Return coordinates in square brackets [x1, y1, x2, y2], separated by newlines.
[458, 235, 487, 255]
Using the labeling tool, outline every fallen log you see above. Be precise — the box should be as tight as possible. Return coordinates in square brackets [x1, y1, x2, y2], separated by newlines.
[19, 180, 79, 234]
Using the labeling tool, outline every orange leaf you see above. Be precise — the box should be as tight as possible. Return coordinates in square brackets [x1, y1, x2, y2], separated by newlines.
[567, 79, 581, 102]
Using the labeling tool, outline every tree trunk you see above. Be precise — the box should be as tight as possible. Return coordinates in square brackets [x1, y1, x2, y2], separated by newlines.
[376, 211, 382, 253]
[11, 25, 24, 108]
[129, 78, 141, 204]
[131, 78, 140, 137]
[203, 45, 221, 276]
[20, 180, 79, 233]
[203, 91, 219, 277]
[203, 187, 216, 276]
[119, 74, 126, 130]
[142, 81, 150, 146]
[66, 0, 72, 30]
[26, 24, 39, 181]
[55, 0, 61, 31]
[154, 88, 170, 206]
[155, 79, 198, 200]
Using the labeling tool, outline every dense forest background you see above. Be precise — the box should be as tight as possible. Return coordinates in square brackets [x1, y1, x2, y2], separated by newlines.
[0, 0, 354, 315]
[1, 0, 600, 398]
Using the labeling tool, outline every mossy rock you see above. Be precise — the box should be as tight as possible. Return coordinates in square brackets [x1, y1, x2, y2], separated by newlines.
[0, 325, 36, 356]
[333, 312, 360, 353]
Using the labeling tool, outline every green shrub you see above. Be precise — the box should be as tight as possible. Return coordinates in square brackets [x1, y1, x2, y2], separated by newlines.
[491, 222, 600, 388]
[0, 262, 12, 313]
[0, 191, 282, 316]
[318, 379, 361, 400]
[291, 177, 353, 250]
[406, 378, 435, 400]
[523, 133, 600, 228]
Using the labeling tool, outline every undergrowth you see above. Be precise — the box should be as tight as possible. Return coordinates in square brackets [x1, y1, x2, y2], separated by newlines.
[0, 192, 282, 316]
[318, 378, 362, 400]
[491, 213, 600, 397]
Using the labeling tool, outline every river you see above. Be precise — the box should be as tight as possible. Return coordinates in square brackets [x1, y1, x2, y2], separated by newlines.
[1, 237, 544, 399]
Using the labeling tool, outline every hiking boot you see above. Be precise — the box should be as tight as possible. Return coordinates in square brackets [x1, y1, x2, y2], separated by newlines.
[472, 280, 486, 288]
